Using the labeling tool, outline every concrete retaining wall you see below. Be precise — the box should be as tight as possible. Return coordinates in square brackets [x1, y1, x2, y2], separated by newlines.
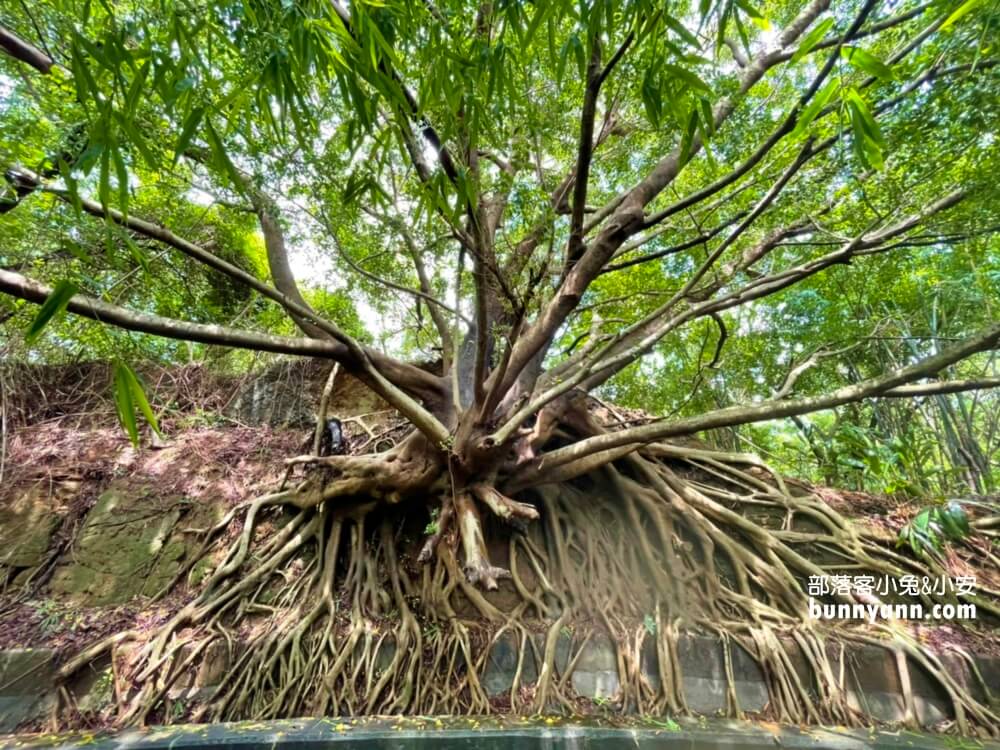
[3, 633, 997, 732]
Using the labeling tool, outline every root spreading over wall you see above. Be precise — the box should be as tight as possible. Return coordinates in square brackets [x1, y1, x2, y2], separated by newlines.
[56, 432, 1000, 737]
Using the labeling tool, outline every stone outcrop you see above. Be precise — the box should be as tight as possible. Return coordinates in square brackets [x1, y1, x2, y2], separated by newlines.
[0, 482, 77, 579]
[0, 649, 57, 733]
[225, 361, 386, 427]
[48, 487, 188, 605]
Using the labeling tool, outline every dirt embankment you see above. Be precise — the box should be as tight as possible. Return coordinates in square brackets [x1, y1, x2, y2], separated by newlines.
[0, 359, 391, 652]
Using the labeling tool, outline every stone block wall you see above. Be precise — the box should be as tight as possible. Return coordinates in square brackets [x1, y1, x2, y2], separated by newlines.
[7, 631, 995, 733]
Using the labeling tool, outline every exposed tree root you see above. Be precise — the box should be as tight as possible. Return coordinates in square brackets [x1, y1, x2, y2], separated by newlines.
[60, 426, 1000, 737]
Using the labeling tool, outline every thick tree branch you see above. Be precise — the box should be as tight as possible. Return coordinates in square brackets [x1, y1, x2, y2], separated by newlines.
[523, 322, 1000, 474]
[9, 169, 351, 343]
[491, 143, 818, 442]
[562, 52, 992, 391]
[493, 0, 835, 403]
[640, 0, 879, 231]
[566, 35, 605, 266]
[252, 192, 326, 337]
[0, 25, 53, 74]
[498, 185, 970, 449]
[7, 169, 449, 438]
[0, 269, 349, 359]
[772, 2, 935, 65]
[880, 378, 1000, 398]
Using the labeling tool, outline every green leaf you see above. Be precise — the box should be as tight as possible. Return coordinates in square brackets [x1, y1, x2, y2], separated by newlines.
[205, 120, 245, 188]
[62, 239, 91, 264]
[128, 370, 162, 439]
[846, 88, 886, 168]
[112, 145, 129, 214]
[643, 613, 657, 635]
[70, 39, 101, 108]
[113, 360, 162, 446]
[125, 60, 151, 115]
[524, 4, 550, 48]
[57, 159, 83, 218]
[570, 34, 586, 80]
[121, 230, 150, 271]
[113, 362, 139, 446]
[679, 107, 699, 162]
[113, 112, 158, 169]
[841, 46, 894, 82]
[174, 106, 205, 164]
[735, 0, 770, 29]
[640, 68, 661, 127]
[793, 78, 838, 135]
[940, 0, 984, 30]
[791, 17, 833, 63]
[941, 501, 971, 536]
[25, 281, 78, 345]
[664, 64, 711, 94]
[937, 509, 964, 540]
[699, 96, 715, 136]
[663, 15, 701, 49]
[699, 0, 714, 25]
[98, 144, 112, 208]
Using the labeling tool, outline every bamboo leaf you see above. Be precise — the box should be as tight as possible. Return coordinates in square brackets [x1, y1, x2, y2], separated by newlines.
[841, 46, 894, 82]
[57, 159, 83, 218]
[113, 360, 162, 445]
[791, 18, 833, 64]
[205, 120, 245, 188]
[174, 106, 205, 164]
[663, 15, 701, 49]
[113, 361, 140, 446]
[114, 112, 158, 169]
[664, 64, 711, 94]
[127, 367, 162, 438]
[25, 281, 78, 345]
[793, 78, 838, 135]
[112, 144, 129, 214]
[942, 501, 971, 535]
[941, 0, 984, 30]
[641, 68, 661, 127]
[846, 88, 886, 168]
[98, 144, 112, 208]
[125, 60, 151, 115]
[735, 0, 770, 29]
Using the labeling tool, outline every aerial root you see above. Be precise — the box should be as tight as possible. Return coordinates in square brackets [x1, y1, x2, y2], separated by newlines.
[59, 443, 1000, 737]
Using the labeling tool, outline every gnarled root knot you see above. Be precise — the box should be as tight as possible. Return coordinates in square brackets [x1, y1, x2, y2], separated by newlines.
[415, 483, 539, 584]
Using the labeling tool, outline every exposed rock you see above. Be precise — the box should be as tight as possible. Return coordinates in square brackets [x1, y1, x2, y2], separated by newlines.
[571, 633, 620, 699]
[226, 363, 317, 428]
[729, 641, 768, 713]
[49, 486, 187, 605]
[483, 631, 538, 696]
[0, 631, 988, 730]
[225, 361, 387, 427]
[676, 634, 727, 714]
[641, 637, 659, 693]
[0, 482, 77, 569]
[167, 641, 233, 701]
[0, 648, 57, 732]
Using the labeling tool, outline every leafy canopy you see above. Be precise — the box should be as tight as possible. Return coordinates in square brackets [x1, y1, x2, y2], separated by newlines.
[1, 0, 998, 487]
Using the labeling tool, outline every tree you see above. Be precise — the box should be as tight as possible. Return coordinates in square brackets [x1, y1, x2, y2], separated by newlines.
[1, 0, 999, 731]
